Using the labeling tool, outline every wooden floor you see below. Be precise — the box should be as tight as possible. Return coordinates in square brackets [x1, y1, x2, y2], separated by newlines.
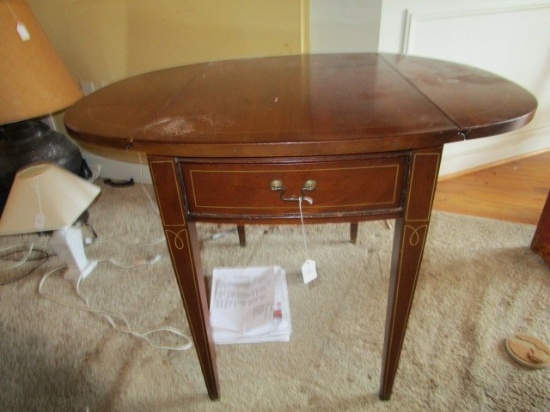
[433, 151, 550, 225]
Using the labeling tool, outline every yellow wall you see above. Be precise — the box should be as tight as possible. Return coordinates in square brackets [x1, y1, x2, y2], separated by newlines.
[27, 0, 309, 85]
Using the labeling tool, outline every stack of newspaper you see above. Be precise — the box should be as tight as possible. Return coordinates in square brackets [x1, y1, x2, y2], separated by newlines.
[209, 265, 291, 344]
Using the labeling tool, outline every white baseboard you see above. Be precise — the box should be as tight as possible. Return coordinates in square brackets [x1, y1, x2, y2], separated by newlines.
[81, 149, 152, 184]
[439, 126, 550, 177]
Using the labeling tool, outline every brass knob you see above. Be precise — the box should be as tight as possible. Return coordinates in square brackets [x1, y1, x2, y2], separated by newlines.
[302, 179, 317, 192]
[270, 179, 284, 191]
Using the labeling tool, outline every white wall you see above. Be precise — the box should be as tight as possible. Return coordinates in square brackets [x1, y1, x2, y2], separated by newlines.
[378, 0, 550, 175]
[309, 0, 382, 52]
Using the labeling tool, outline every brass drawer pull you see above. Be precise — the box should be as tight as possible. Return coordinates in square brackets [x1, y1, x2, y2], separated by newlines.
[270, 179, 316, 203]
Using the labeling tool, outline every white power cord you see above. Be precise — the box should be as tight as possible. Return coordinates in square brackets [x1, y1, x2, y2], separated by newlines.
[38, 257, 192, 352]
[28, 155, 190, 351]
[0, 243, 35, 271]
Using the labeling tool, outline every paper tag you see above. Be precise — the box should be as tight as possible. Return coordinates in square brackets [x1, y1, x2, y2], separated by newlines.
[34, 213, 45, 230]
[301, 259, 317, 284]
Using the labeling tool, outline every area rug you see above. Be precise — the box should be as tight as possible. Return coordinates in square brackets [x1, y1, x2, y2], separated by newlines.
[0, 182, 548, 411]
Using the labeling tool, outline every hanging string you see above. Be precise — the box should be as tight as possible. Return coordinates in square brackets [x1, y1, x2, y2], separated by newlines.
[298, 196, 310, 260]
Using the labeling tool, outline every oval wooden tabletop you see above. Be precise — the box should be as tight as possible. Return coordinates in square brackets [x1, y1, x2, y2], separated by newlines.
[64, 53, 537, 158]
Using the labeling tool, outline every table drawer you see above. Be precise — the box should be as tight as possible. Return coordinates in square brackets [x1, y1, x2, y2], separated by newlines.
[179, 155, 408, 219]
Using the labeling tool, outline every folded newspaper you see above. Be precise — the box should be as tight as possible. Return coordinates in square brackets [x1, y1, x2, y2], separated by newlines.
[209, 266, 291, 344]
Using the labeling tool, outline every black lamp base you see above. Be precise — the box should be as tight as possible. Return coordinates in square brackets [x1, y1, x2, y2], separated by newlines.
[0, 118, 89, 215]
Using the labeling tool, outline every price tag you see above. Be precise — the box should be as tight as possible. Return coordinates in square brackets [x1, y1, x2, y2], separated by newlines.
[34, 213, 45, 230]
[302, 259, 317, 284]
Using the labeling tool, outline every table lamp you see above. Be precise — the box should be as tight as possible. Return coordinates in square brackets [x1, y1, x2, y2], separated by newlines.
[0, 163, 101, 281]
[0, 0, 84, 214]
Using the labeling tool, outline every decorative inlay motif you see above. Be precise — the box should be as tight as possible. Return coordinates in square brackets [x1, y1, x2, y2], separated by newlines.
[405, 224, 428, 246]
[166, 228, 187, 250]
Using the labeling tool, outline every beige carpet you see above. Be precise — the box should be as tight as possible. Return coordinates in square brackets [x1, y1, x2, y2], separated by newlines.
[0, 182, 548, 411]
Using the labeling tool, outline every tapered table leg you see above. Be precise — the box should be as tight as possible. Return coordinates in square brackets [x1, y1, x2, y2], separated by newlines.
[379, 148, 442, 400]
[531, 191, 550, 265]
[148, 157, 220, 400]
[350, 223, 359, 244]
[237, 225, 246, 247]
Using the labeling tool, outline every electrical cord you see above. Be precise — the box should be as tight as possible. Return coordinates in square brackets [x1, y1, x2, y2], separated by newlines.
[39, 259, 192, 352]
[0, 242, 51, 285]
[2, 157, 189, 349]
[0, 235, 189, 350]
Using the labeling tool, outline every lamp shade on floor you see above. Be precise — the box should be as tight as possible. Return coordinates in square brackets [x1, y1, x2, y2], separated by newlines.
[0, 163, 100, 236]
